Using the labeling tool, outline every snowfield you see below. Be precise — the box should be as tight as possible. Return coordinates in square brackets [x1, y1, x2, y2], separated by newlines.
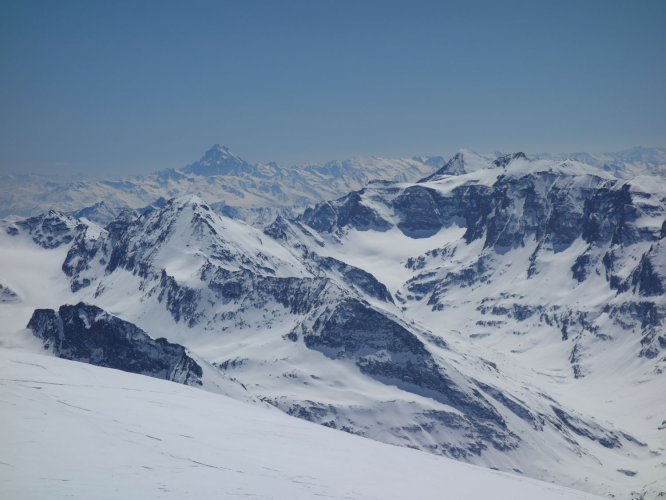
[0, 347, 599, 500]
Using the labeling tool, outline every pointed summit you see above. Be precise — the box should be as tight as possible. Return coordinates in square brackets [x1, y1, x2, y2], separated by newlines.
[168, 193, 207, 209]
[182, 145, 254, 177]
[493, 152, 528, 168]
[203, 144, 232, 158]
[419, 149, 493, 181]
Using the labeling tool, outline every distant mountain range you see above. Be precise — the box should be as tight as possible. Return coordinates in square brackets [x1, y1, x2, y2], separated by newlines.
[0, 144, 440, 225]
[534, 146, 666, 179]
[1, 145, 663, 226]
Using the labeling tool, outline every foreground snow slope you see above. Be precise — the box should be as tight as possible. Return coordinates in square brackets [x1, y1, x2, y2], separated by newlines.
[0, 348, 597, 500]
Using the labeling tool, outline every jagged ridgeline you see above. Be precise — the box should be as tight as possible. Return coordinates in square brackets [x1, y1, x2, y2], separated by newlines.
[2, 149, 665, 499]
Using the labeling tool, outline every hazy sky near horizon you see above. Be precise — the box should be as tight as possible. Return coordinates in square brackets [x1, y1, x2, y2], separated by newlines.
[1, 0, 665, 176]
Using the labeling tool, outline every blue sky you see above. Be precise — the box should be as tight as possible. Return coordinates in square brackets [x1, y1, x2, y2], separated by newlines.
[1, 0, 664, 176]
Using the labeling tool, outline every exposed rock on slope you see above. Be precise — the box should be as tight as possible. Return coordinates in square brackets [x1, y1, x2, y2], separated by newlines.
[28, 302, 203, 386]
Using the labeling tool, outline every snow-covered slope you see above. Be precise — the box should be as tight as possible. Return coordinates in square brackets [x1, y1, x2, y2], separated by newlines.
[0, 145, 439, 224]
[0, 348, 600, 500]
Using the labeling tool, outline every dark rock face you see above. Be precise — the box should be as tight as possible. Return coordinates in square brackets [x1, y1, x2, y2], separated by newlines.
[158, 271, 203, 326]
[263, 217, 393, 303]
[333, 191, 392, 231]
[0, 283, 20, 303]
[315, 256, 393, 303]
[581, 184, 637, 246]
[603, 301, 666, 359]
[14, 210, 80, 249]
[571, 254, 591, 282]
[629, 253, 664, 297]
[393, 186, 443, 238]
[476, 382, 543, 430]
[419, 151, 468, 181]
[493, 152, 527, 168]
[105, 209, 139, 243]
[263, 214, 294, 241]
[302, 191, 392, 234]
[301, 202, 338, 233]
[62, 228, 106, 292]
[405, 255, 492, 304]
[202, 266, 328, 315]
[27, 303, 202, 386]
[550, 407, 622, 449]
[302, 298, 516, 453]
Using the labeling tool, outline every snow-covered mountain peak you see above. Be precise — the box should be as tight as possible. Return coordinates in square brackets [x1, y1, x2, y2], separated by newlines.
[182, 144, 253, 177]
[209, 143, 229, 152]
[420, 154, 615, 190]
[447, 149, 489, 172]
[21, 194, 304, 308]
[420, 149, 497, 181]
[2, 209, 82, 249]
[420, 150, 616, 185]
[201, 143, 238, 163]
[163, 193, 207, 210]
[492, 151, 528, 168]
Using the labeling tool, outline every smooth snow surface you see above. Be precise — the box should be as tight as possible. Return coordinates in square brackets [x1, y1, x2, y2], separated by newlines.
[0, 230, 73, 345]
[0, 348, 598, 500]
[318, 225, 466, 293]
